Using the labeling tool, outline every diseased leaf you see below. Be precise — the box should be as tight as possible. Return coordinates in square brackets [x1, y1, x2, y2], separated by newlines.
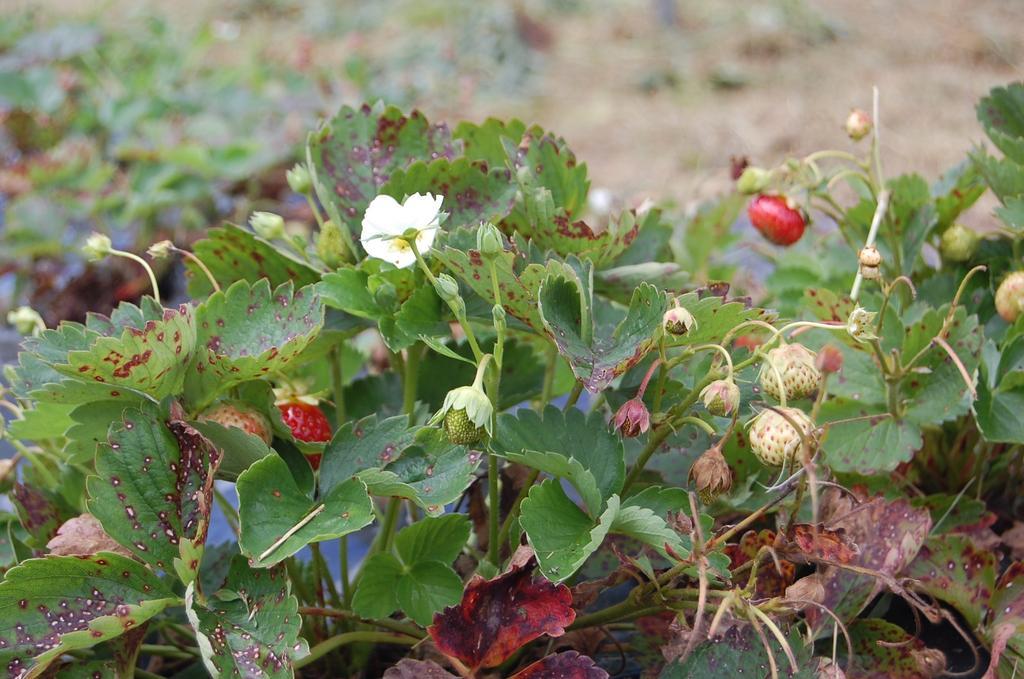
[187, 223, 321, 297]
[905, 534, 996, 628]
[0, 554, 178, 677]
[185, 279, 324, 408]
[384, 658, 456, 678]
[512, 651, 609, 678]
[982, 561, 1024, 675]
[46, 515, 132, 559]
[429, 557, 575, 670]
[442, 246, 548, 332]
[494, 406, 624, 515]
[846, 619, 938, 679]
[381, 158, 516, 230]
[11, 484, 70, 549]
[319, 414, 420, 491]
[808, 497, 931, 632]
[188, 556, 307, 678]
[87, 406, 220, 584]
[64, 398, 146, 464]
[660, 624, 811, 678]
[978, 82, 1024, 165]
[820, 402, 922, 474]
[724, 530, 795, 599]
[540, 275, 665, 393]
[519, 480, 618, 581]
[236, 455, 374, 567]
[309, 102, 459, 232]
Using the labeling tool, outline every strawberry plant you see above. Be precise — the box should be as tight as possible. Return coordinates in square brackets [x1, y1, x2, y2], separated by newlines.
[3, 82, 1024, 678]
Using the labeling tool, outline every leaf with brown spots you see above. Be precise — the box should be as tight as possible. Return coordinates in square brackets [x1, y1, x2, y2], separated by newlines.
[186, 223, 322, 297]
[512, 651, 609, 678]
[663, 291, 775, 350]
[11, 484, 71, 549]
[0, 553, 178, 677]
[660, 623, 811, 678]
[807, 497, 931, 632]
[905, 534, 996, 629]
[236, 454, 373, 567]
[12, 304, 196, 403]
[380, 157, 517, 230]
[776, 524, 858, 565]
[539, 273, 667, 393]
[845, 618, 944, 678]
[981, 561, 1024, 676]
[188, 556, 307, 679]
[383, 659, 456, 679]
[724, 530, 795, 598]
[429, 557, 575, 671]
[308, 102, 460, 233]
[184, 279, 324, 409]
[442, 245, 550, 332]
[86, 404, 220, 585]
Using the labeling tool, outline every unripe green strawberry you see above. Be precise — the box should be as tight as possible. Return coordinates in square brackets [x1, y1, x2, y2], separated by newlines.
[443, 408, 484, 445]
[199, 401, 272, 444]
[759, 343, 820, 402]
[748, 407, 814, 467]
[939, 224, 979, 262]
[700, 379, 740, 417]
[996, 271, 1024, 323]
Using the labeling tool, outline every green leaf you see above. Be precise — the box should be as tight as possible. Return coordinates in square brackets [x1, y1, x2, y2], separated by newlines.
[501, 126, 590, 230]
[87, 406, 219, 583]
[900, 306, 983, 425]
[493, 406, 624, 515]
[540, 275, 666, 392]
[352, 515, 469, 625]
[442, 246, 549, 332]
[518, 480, 618, 581]
[236, 455, 373, 567]
[185, 279, 324, 408]
[454, 118, 527, 167]
[188, 556, 307, 678]
[418, 339, 545, 410]
[350, 554, 403, 620]
[44, 305, 196, 401]
[973, 150, 1024, 205]
[394, 514, 471, 565]
[977, 378, 1024, 443]
[308, 102, 459, 233]
[189, 419, 275, 482]
[609, 504, 686, 558]
[0, 554, 178, 677]
[366, 429, 484, 516]
[381, 158, 516, 230]
[820, 401, 922, 474]
[905, 535, 996, 628]
[6, 402, 74, 441]
[318, 268, 380, 318]
[661, 623, 812, 678]
[379, 284, 447, 352]
[63, 398, 146, 464]
[978, 82, 1024, 164]
[320, 414, 420, 491]
[932, 160, 985, 229]
[664, 291, 774, 349]
[186, 223, 322, 297]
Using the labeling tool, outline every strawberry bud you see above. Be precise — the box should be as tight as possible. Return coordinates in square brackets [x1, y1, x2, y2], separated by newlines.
[689, 446, 732, 504]
[736, 166, 770, 195]
[663, 303, 697, 335]
[815, 344, 844, 375]
[699, 379, 740, 417]
[6, 306, 44, 336]
[250, 211, 286, 240]
[476, 222, 504, 259]
[939, 224, 979, 262]
[286, 163, 312, 194]
[846, 307, 878, 343]
[844, 108, 872, 141]
[82, 232, 112, 261]
[996, 271, 1024, 323]
[430, 357, 494, 445]
[614, 397, 650, 438]
[317, 220, 351, 268]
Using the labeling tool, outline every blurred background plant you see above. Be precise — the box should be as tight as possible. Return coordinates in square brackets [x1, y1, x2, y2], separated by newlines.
[1, 0, 1021, 326]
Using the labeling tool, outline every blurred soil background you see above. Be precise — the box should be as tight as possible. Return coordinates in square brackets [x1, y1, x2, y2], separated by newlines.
[7, 0, 1022, 209]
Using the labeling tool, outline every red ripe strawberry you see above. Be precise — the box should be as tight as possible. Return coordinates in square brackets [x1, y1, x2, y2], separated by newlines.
[277, 400, 332, 469]
[748, 194, 806, 246]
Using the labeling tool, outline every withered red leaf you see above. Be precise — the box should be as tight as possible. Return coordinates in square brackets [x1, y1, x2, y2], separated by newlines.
[724, 529, 795, 598]
[778, 523, 858, 564]
[383, 658, 456, 678]
[429, 557, 575, 670]
[511, 651, 609, 678]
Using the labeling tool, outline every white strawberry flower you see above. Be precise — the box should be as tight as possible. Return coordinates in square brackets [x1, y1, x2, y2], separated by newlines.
[360, 192, 444, 269]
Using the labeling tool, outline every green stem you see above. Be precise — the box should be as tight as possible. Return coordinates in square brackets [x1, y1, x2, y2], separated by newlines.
[135, 670, 164, 679]
[298, 607, 424, 638]
[496, 468, 540, 551]
[111, 249, 161, 305]
[329, 347, 347, 424]
[7, 440, 58, 488]
[621, 426, 672, 495]
[539, 344, 558, 409]
[339, 538, 351, 607]
[377, 499, 401, 554]
[174, 247, 220, 293]
[138, 644, 197, 659]
[411, 240, 483, 361]
[294, 632, 418, 669]
[487, 452, 501, 566]
[402, 344, 422, 417]
[566, 381, 584, 408]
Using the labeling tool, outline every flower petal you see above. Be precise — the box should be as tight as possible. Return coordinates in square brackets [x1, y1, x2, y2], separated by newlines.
[362, 194, 406, 238]
[402, 192, 444, 232]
